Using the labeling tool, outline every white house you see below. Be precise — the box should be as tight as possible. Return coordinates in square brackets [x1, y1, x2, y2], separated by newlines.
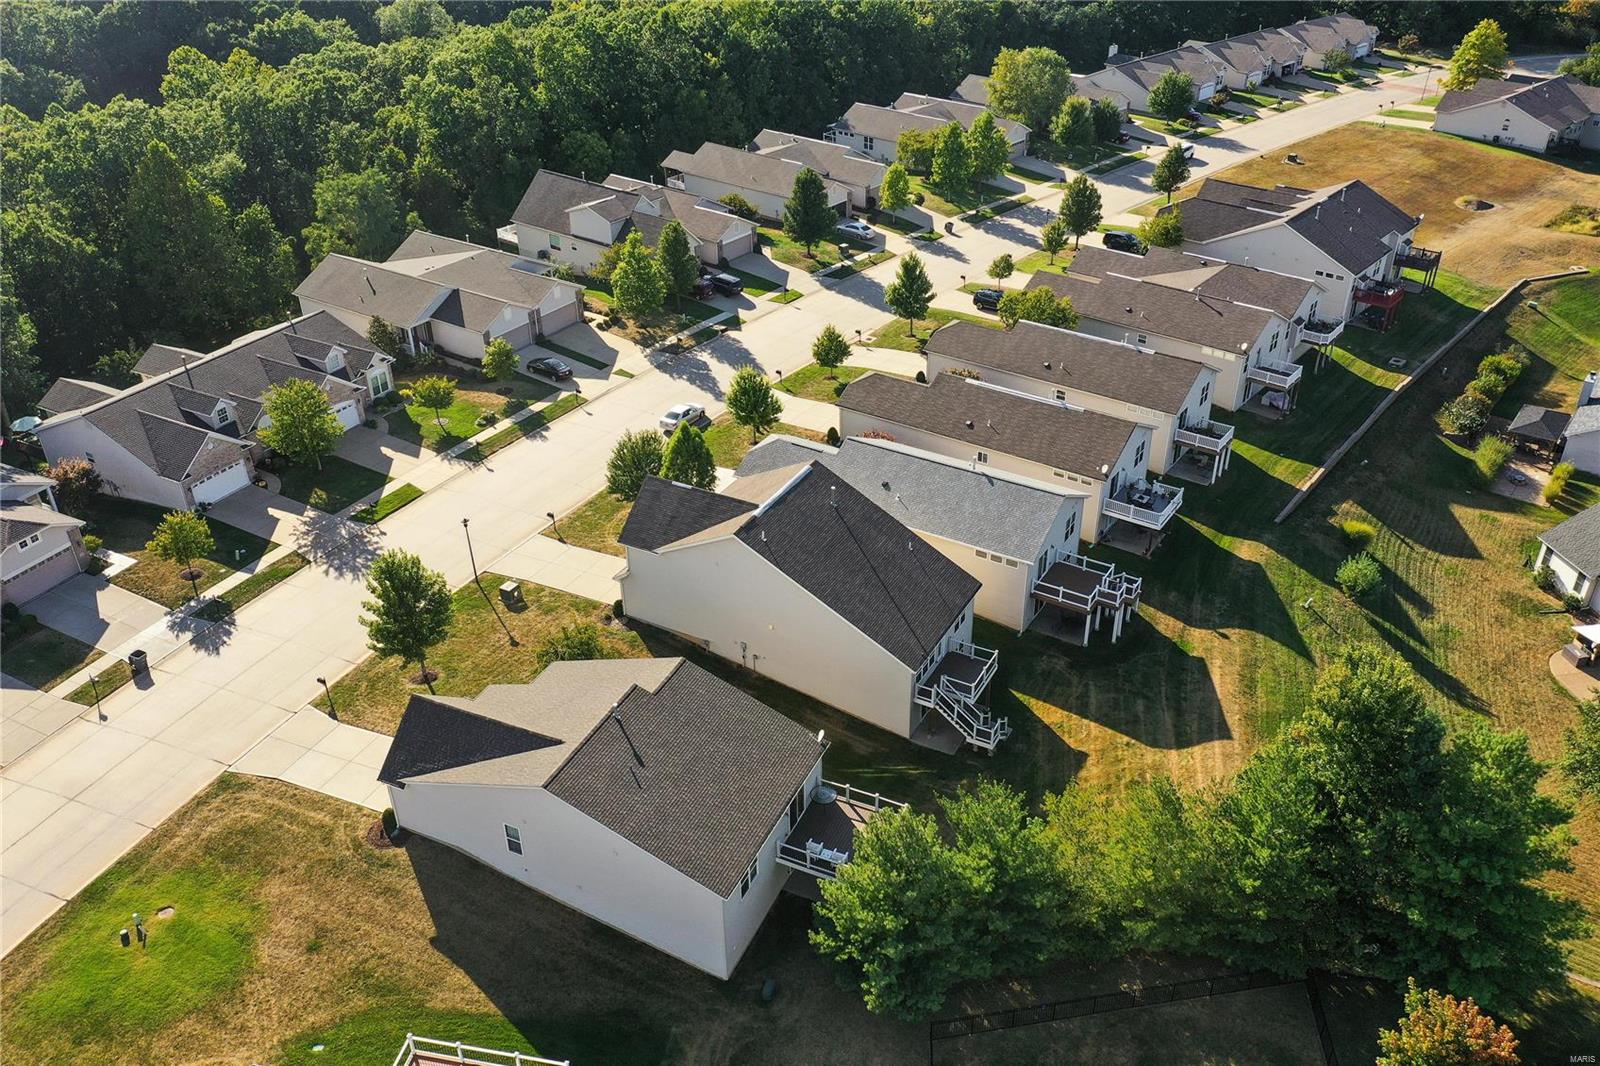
[660, 142, 849, 222]
[1275, 12, 1378, 68]
[924, 319, 1232, 483]
[1, 465, 91, 605]
[618, 461, 1010, 751]
[295, 231, 585, 362]
[1433, 75, 1600, 155]
[1081, 44, 1225, 113]
[35, 313, 393, 510]
[1561, 373, 1600, 475]
[837, 372, 1182, 548]
[747, 130, 888, 212]
[1535, 504, 1600, 611]
[1026, 246, 1322, 412]
[381, 657, 903, 979]
[824, 97, 1029, 165]
[504, 170, 757, 273]
[735, 435, 1141, 644]
[1168, 178, 1433, 332]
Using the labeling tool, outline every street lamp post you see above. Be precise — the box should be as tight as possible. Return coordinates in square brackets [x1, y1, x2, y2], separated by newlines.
[463, 517, 517, 645]
[88, 671, 105, 721]
[316, 676, 336, 718]
[546, 511, 559, 542]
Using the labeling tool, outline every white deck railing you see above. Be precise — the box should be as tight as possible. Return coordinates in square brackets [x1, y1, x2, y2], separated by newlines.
[1245, 360, 1303, 391]
[821, 779, 907, 812]
[1297, 319, 1345, 346]
[392, 1034, 568, 1066]
[494, 224, 519, 249]
[1172, 419, 1235, 453]
[1103, 482, 1184, 530]
[938, 640, 998, 702]
[1033, 554, 1143, 613]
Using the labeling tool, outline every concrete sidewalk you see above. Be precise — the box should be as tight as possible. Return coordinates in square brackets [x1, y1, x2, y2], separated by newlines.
[232, 707, 390, 811]
[492, 534, 624, 605]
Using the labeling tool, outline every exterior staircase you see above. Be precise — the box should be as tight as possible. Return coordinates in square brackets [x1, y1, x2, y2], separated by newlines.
[913, 641, 1008, 753]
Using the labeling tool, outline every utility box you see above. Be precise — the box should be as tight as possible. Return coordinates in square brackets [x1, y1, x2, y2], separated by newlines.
[127, 649, 149, 675]
[498, 581, 524, 607]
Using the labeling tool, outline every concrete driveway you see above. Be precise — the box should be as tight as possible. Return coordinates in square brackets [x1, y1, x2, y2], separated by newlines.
[540, 321, 649, 378]
[22, 574, 165, 653]
[203, 485, 312, 543]
[335, 422, 427, 480]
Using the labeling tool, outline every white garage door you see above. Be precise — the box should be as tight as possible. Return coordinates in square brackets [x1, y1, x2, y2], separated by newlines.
[334, 400, 361, 429]
[497, 322, 536, 349]
[537, 300, 582, 337]
[191, 461, 250, 505]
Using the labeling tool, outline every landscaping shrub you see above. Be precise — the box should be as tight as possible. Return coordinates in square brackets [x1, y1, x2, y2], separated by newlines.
[1467, 374, 1507, 405]
[860, 429, 896, 442]
[1337, 552, 1382, 598]
[502, 397, 528, 416]
[1534, 565, 1557, 594]
[381, 807, 398, 838]
[914, 370, 927, 383]
[1543, 461, 1575, 503]
[943, 367, 982, 380]
[82, 533, 104, 555]
[1339, 519, 1377, 547]
[1439, 393, 1490, 437]
[1472, 436, 1513, 485]
[825, 427, 841, 446]
[1563, 593, 1586, 614]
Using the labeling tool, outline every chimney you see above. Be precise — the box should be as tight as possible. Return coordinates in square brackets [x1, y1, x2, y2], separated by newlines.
[1108, 43, 1119, 59]
[1580, 371, 1598, 408]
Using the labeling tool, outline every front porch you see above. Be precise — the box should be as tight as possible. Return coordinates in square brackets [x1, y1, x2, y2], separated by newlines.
[776, 780, 906, 893]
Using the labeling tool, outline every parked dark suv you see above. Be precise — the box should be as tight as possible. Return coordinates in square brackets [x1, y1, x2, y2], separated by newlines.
[708, 272, 744, 296]
[1103, 231, 1147, 255]
[972, 288, 1004, 312]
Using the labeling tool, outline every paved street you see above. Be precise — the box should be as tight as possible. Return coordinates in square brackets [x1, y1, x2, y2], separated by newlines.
[0, 65, 1428, 956]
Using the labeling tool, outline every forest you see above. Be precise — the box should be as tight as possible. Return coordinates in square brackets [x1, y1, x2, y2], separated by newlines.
[3, 0, 1592, 409]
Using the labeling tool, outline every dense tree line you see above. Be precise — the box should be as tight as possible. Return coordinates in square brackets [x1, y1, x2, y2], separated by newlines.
[4, 0, 1589, 408]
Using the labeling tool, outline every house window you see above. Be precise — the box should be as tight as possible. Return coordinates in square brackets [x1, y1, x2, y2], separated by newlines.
[1005, 557, 1019, 568]
[1135, 333, 1148, 345]
[1052, 469, 1065, 478]
[215, 406, 232, 424]
[1134, 441, 1145, 465]
[740, 855, 759, 897]
[975, 451, 989, 464]
[862, 136, 876, 152]
[549, 233, 562, 250]
[1269, 331, 1280, 352]
[17, 533, 40, 551]
[1054, 389, 1067, 401]
[1200, 382, 1210, 404]
[1064, 513, 1076, 538]
[504, 824, 523, 855]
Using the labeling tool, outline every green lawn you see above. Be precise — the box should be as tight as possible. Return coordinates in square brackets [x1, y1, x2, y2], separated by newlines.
[769, 287, 803, 304]
[1418, 93, 1443, 107]
[703, 415, 825, 469]
[867, 307, 1000, 351]
[1081, 151, 1147, 176]
[72, 496, 275, 609]
[350, 483, 423, 524]
[65, 658, 133, 706]
[194, 551, 311, 623]
[1380, 108, 1435, 122]
[907, 177, 1011, 217]
[1005, 160, 1058, 182]
[543, 490, 630, 557]
[1013, 248, 1075, 275]
[757, 227, 872, 272]
[1034, 140, 1131, 169]
[531, 339, 609, 371]
[273, 456, 389, 514]
[389, 373, 558, 451]
[960, 194, 1034, 222]
[827, 249, 895, 278]
[2, 622, 102, 690]
[457, 394, 588, 464]
[776, 362, 870, 403]
[725, 266, 780, 294]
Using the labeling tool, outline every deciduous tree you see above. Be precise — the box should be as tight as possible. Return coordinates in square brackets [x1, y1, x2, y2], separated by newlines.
[884, 252, 934, 337]
[726, 365, 783, 442]
[658, 421, 716, 488]
[1561, 697, 1600, 799]
[44, 458, 103, 515]
[1560, 42, 1600, 86]
[997, 287, 1078, 330]
[987, 253, 1014, 283]
[367, 316, 407, 361]
[1324, 47, 1353, 74]
[812, 324, 850, 376]
[1039, 216, 1069, 262]
[407, 375, 457, 428]
[964, 110, 1009, 185]
[783, 167, 836, 256]
[1152, 144, 1191, 204]
[988, 46, 1074, 133]
[896, 128, 936, 175]
[655, 219, 699, 307]
[1050, 96, 1095, 148]
[930, 121, 970, 192]
[1148, 71, 1196, 121]
[605, 429, 663, 500]
[1138, 208, 1184, 248]
[879, 162, 912, 213]
[302, 167, 406, 265]
[91, 344, 142, 388]
[259, 379, 343, 470]
[1445, 18, 1509, 89]
[360, 549, 453, 692]
[1377, 979, 1520, 1065]
[146, 509, 214, 601]
[1060, 175, 1102, 248]
[481, 337, 518, 382]
[610, 231, 665, 320]
[1091, 97, 1123, 142]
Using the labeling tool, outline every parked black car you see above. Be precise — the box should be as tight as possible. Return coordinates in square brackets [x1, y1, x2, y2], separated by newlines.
[972, 288, 1004, 312]
[691, 276, 715, 298]
[1103, 231, 1147, 255]
[527, 355, 573, 380]
[708, 272, 744, 296]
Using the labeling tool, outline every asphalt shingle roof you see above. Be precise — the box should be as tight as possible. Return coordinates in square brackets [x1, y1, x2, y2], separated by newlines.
[1173, 178, 1417, 274]
[37, 378, 117, 416]
[1227, 28, 1306, 67]
[1069, 245, 1316, 319]
[133, 344, 205, 379]
[1540, 503, 1600, 578]
[1436, 75, 1600, 131]
[382, 658, 824, 897]
[1026, 267, 1274, 353]
[924, 320, 1210, 415]
[619, 477, 757, 551]
[1197, 36, 1271, 75]
[749, 131, 887, 190]
[838, 372, 1140, 482]
[736, 435, 1081, 561]
[1277, 13, 1375, 55]
[1565, 403, 1600, 438]
[1507, 404, 1571, 443]
[951, 74, 990, 105]
[1, 502, 82, 548]
[891, 94, 1029, 137]
[1104, 45, 1224, 91]
[663, 142, 842, 201]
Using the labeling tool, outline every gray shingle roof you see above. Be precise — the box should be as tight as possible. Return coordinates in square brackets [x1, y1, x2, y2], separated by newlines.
[37, 378, 117, 416]
[1540, 503, 1600, 578]
[1173, 178, 1417, 274]
[890, 94, 1029, 137]
[512, 169, 641, 234]
[1197, 36, 1271, 75]
[1436, 75, 1600, 131]
[1, 502, 82, 548]
[749, 131, 887, 190]
[951, 74, 990, 105]
[133, 344, 205, 379]
[1277, 13, 1375, 55]
[1026, 268, 1275, 354]
[1565, 403, 1600, 438]
[663, 142, 841, 202]
[925, 320, 1209, 415]
[623, 462, 980, 668]
[295, 254, 445, 324]
[838, 372, 1140, 481]
[1507, 405, 1571, 443]
[1070, 245, 1316, 319]
[1227, 28, 1306, 67]
[381, 658, 824, 897]
[736, 435, 1081, 560]
[1103, 45, 1224, 91]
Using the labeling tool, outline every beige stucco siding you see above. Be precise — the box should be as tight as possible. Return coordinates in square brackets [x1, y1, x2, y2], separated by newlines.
[620, 536, 920, 737]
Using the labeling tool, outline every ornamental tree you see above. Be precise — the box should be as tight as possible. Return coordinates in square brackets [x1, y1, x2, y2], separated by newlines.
[783, 167, 837, 256]
[605, 429, 664, 501]
[481, 338, 518, 383]
[407, 375, 457, 428]
[965, 110, 1010, 185]
[259, 378, 343, 470]
[655, 219, 700, 307]
[1050, 96, 1095, 148]
[884, 252, 934, 337]
[44, 457, 102, 516]
[1324, 47, 1353, 74]
[997, 287, 1078, 330]
[930, 121, 970, 192]
[1060, 175, 1102, 248]
[658, 421, 716, 488]
[1148, 71, 1197, 121]
[1152, 144, 1192, 204]
[360, 549, 453, 692]
[611, 231, 666, 320]
[146, 509, 215, 601]
[367, 315, 407, 360]
[726, 366, 783, 442]
[879, 163, 912, 212]
[1039, 216, 1069, 263]
[1376, 979, 1520, 1065]
[812, 324, 851, 376]
[1444, 18, 1509, 90]
[987, 253, 1014, 283]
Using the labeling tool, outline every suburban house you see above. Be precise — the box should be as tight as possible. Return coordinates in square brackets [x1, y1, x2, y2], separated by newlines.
[35, 313, 394, 510]
[1536, 503, 1600, 612]
[1560, 372, 1600, 475]
[923, 320, 1232, 483]
[504, 170, 757, 272]
[618, 462, 1011, 752]
[1025, 247, 1320, 412]
[295, 230, 585, 363]
[1081, 44, 1225, 113]
[661, 141, 849, 221]
[1433, 75, 1600, 155]
[380, 656, 904, 979]
[747, 130, 888, 211]
[1189, 34, 1273, 89]
[1275, 12, 1378, 68]
[1164, 178, 1435, 332]
[824, 97, 1029, 165]
[735, 435, 1140, 643]
[1218, 28, 1308, 80]
[837, 372, 1182, 548]
[1, 464, 91, 605]
[36, 378, 119, 420]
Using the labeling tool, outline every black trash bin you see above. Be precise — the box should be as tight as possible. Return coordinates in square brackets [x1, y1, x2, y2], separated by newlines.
[128, 649, 149, 676]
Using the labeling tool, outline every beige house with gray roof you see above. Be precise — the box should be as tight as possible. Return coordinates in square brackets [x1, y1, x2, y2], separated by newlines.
[661, 142, 848, 221]
[1, 465, 91, 605]
[1275, 12, 1377, 68]
[1433, 75, 1600, 155]
[1081, 44, 1226, 113]
[747, 130, 888, 210]
[824, 97, 1029, 165]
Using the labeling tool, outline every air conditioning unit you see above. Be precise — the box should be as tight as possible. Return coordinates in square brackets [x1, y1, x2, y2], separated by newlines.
[537, 249, 550, 260]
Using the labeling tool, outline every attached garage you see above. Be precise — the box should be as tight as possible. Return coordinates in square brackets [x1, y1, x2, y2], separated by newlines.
[191, 461, 251, 505]
[3, 545, 84, 606]
[497, 321, 536, 349]
[720, 230, 757, 261]
[536, 299, 583, 337]
[334, 400, 362, 429]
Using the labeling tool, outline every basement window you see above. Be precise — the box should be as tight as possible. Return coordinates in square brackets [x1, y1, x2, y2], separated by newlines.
[504, 824, 523, 855]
